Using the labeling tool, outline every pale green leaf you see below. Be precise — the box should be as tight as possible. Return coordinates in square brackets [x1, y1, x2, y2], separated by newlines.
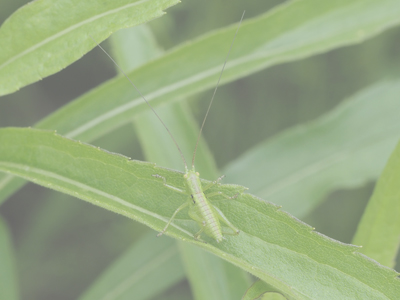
[0, 127, 399, 300]
[352, 140, 400, 267]
[224, 79, 400, 218]
[0, 0, 179, 96]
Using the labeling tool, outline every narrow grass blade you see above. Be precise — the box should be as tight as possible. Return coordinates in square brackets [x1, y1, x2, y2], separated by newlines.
[352, 140, 400, 267]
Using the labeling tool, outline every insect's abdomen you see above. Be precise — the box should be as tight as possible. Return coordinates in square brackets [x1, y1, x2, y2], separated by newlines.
[196, 191, 223, 242]
[186, 170, 223, 242]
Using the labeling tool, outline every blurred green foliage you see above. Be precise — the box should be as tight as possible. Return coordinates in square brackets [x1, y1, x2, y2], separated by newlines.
[1, 0, 400, 299]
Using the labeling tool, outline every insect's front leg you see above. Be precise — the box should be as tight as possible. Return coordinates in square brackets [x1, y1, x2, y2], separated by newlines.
[157, 201, 189, 237]
[153, 174, 190, 237]
[152, 174, 186, 194]
[202, 175, 225, 191]
[202, 175, 239, 200]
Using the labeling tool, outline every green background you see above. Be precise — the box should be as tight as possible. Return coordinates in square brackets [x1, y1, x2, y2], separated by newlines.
[1, 0, 400, 299]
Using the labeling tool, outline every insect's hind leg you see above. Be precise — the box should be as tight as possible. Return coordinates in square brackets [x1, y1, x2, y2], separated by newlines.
[193, 223, 206, 240]
[206, 191, 239, 200]
[157, 202, 189, 237]
[213, 206, 240, 235]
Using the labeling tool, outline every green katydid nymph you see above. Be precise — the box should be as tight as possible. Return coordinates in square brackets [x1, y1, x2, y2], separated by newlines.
[90, 11, 245, 243]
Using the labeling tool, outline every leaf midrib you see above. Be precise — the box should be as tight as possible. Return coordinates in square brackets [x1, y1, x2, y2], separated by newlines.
[0, 160, 193, 238]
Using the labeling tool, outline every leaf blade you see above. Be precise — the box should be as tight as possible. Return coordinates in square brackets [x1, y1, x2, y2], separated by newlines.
[0, 127, 399, 299]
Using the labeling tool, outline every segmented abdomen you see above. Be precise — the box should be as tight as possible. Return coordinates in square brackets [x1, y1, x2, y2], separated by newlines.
[186, 170, 223, 242]
[195, 191, 223, 242]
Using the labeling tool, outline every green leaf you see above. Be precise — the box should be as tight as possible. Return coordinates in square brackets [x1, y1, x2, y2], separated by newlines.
[224, 79, 400, 218]
[79, 232, 185, 300]
[352, 140, 400, 267]
[0, 0, 179, 96]
[1, 127, 399, 299]
[0, 217, 19, 300]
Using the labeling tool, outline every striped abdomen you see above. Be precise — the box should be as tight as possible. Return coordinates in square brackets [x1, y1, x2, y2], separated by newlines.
[185, 169, 223, 242]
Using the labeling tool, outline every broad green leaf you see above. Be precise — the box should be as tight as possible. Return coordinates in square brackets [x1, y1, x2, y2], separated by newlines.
[2, 0, 400, 205]
[0, 0, 179, 96]
[79, 232, 185, 300]
[112, 25, 249, 299]
[224, 79, 400, 218]
[1, 127, 400, 300]
[352, 140, 400, 267]
[0, 217, 18, 300]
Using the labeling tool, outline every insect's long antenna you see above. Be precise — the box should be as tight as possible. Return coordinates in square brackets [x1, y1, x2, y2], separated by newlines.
[191, 11, 245, 169]
[88, 34, 189, 170]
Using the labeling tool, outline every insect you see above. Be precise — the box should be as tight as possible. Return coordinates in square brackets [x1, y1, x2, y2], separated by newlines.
[90, 11, 245, 243]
